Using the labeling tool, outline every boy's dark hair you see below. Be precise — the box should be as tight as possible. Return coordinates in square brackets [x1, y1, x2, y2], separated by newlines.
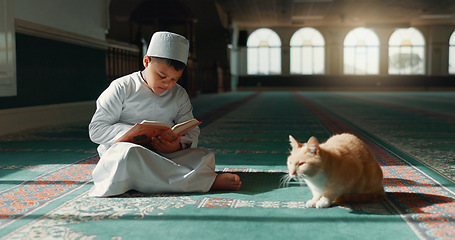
[150, 57, 186, 71]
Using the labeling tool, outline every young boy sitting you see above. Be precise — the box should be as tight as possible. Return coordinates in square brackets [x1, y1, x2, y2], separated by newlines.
[88, 31, 241, 197]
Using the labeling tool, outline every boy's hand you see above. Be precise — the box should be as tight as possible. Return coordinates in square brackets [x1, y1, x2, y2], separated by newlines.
[151, 136, 182, 153]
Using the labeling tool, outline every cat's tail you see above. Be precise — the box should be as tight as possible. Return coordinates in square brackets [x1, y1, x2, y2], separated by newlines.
[334, 190, 386, 203]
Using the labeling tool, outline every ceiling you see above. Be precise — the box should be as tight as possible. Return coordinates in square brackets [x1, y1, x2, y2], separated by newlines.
[214, 0, 455, 28]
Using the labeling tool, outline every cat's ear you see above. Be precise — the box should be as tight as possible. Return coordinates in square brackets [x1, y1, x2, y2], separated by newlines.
[289, 135, 302, 149]
[307, 136, 320, 154]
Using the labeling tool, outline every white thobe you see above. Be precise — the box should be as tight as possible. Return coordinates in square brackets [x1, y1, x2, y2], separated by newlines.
[88, 71, 216, 197]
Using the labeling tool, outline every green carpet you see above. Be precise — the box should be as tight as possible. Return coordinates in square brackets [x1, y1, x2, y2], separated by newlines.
[1, 91, 454, 239]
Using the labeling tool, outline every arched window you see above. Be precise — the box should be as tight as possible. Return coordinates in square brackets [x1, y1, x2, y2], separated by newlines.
[290, 28, 325, 74]
[389, 28, 425, 75]
[449, 31, 455, 74]
[247, 28, 281, 75]
[343, 28, 379, 75]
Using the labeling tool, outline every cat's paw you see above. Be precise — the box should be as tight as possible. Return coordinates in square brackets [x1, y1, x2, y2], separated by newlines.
[305, 199, 317, 208]
[315, 197, 331, 208]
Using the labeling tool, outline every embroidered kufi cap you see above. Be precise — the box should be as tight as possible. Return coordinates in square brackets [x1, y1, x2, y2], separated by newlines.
[146, 31, 189, 65]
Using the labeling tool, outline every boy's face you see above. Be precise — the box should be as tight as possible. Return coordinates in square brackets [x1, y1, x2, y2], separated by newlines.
[142, 56, 184, 95]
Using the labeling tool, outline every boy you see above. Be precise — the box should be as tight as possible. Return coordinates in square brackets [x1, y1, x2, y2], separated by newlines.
[88, 31, 241, 197]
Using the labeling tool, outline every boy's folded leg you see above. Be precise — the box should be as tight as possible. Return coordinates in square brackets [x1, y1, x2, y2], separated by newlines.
[89, 143, 217, 197]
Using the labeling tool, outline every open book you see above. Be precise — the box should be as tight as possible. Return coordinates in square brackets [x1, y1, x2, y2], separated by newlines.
[113, 118, 201, 147]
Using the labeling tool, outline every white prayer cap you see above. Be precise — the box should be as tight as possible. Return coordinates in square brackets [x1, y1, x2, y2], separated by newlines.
[146, 31, 189, 65]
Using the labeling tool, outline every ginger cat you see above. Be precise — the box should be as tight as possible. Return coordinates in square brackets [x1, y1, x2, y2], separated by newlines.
[286, 133, 385, 208]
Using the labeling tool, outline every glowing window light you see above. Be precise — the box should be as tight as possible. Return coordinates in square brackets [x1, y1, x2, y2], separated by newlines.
[290, 27, 325, 74]
[388, 28, 425, 75]
[343, 27, 379, 75]
[247, 28, 281, 75]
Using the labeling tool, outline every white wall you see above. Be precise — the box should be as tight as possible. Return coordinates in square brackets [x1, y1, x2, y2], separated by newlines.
[0, 0, 110, 136]
[14, 0, 109, 40]
[0, 0, 16, 96]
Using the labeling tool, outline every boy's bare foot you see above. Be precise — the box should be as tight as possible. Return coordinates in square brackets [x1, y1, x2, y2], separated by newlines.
[210, 173, 241, 191]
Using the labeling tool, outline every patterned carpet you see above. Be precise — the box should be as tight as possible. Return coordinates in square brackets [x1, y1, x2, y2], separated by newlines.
[1, 91, 454, 239]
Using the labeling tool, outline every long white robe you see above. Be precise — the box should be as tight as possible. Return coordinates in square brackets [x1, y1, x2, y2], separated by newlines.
[88, 71, 216, 197]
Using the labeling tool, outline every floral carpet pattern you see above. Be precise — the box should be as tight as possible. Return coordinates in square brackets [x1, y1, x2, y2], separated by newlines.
[1, 91, 454, 239]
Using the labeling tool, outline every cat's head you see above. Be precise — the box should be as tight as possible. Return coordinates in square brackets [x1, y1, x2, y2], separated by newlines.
[287, 135, 322, 180]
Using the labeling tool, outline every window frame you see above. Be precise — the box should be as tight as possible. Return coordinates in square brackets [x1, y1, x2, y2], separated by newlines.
[343, 27, 380, 75]
[247, 28, 282, 75]
[388, 27, 425, 75]
[449, 31, 455, 74]
[290, 27, 325, 75]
